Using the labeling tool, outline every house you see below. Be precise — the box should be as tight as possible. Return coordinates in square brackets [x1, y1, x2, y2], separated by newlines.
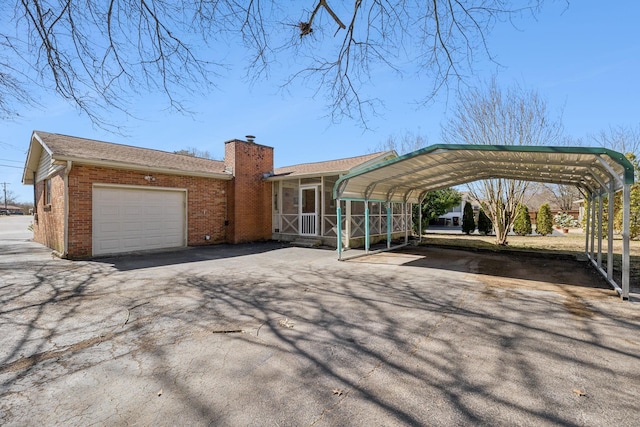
[22, 131, 410, 258]
[22, 131, 273, 258]
[431, 192, 480, 227]
[0, 205, 25, 215]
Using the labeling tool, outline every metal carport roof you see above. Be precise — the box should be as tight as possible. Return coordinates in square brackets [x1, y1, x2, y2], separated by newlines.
[334, 145, 634, 203]
[333, 144, 635, 300]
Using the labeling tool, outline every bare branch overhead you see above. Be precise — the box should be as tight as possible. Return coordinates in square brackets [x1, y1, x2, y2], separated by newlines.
[2, 0, 547, 130]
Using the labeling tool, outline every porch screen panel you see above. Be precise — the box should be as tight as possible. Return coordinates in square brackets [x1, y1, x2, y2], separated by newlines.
[350, 201, 365, 237]
[281, 179, 299, 234]
[392, 203, 405, 232]
[368, 202, 383, 236]
[323, 176, 338, 236]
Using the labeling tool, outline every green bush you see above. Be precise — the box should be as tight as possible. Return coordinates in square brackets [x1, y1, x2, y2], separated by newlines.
[513, 204, 532, 236]
[477, 209, 493, 235]
[536, 203, 553, 236]
[554, 212, 579, 228]
[461, 201, 476, 234]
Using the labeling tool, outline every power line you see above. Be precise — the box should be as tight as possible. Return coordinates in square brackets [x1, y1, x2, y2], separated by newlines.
[0, 164, 23, 169]
[0, 158, 23, 163]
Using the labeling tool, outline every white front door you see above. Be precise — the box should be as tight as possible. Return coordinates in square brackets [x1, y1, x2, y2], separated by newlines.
[299, 185, 319, 236]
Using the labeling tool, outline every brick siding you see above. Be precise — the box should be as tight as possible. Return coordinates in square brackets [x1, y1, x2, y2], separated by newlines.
[32, 169, 65, 253]
[224, 140, 273, 243]
[65, 164, 228, 258]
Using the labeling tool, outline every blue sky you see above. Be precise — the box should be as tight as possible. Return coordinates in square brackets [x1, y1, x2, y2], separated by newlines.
[1, 1, 639, 203]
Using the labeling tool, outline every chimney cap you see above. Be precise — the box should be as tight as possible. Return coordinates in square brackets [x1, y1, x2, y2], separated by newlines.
[245, 135, 256, 143]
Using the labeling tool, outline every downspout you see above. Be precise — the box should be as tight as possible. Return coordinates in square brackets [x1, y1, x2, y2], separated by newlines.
[63, 160, 72, 258]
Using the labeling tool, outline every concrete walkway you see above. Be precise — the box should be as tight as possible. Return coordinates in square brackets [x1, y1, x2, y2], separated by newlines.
[1, 215, 639, 426]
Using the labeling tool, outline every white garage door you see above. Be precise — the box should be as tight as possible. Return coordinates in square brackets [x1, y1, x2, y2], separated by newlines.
[93, 186, 186, 256]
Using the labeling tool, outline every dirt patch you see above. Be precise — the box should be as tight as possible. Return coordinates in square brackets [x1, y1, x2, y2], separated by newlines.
[394, 246, 614, 303]
[563, 298, 596, 318]
[0, 332, 116, 375]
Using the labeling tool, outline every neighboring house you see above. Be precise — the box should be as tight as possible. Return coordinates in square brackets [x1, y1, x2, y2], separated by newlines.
[433, 190, 580, 228]
[22, 131, 411, 258]
[431, 192, 480, 227]
[0, 205, 25, 215]
[268, 151, 410, 248]
[23, 131, 273, 258]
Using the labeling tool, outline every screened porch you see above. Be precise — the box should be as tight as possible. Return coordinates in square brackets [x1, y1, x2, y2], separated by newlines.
[271, 176, 410, 247]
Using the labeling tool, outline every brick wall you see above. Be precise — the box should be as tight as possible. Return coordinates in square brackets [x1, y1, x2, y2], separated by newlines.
[66, 164, 228, 258]
[224, 139, 273, 243]
[33, 169, 65, 253]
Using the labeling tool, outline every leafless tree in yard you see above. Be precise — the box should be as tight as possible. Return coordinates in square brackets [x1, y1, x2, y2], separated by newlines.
[590, 124, 640, 158]
[372, 130, 429, 155]
[1, 1, 551, 130]
[542, 183, 581, 211]
[441, 78, 563, 245]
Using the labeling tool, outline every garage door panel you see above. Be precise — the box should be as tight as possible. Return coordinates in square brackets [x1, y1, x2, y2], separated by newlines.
[97, 221, 121, 233]
[124, 206, 144, 216]
[93, 187, 186, 256]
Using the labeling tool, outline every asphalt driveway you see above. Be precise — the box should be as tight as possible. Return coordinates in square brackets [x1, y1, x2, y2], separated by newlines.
[1, 215, 639, 426]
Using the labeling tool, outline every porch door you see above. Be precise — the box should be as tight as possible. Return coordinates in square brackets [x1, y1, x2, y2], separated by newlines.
[299, 185, 319, 236]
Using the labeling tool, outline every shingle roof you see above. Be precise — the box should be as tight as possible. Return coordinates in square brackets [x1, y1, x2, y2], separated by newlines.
[33, 131, 229, 177]
[273, 151, 395, 177]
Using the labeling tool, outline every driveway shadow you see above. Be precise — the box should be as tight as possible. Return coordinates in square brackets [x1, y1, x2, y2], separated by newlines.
[93, 241, 290, 271]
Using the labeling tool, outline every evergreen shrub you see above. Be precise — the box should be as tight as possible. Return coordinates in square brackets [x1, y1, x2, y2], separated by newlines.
[513, 204, 532, 236]
[461, 201, 476, 234]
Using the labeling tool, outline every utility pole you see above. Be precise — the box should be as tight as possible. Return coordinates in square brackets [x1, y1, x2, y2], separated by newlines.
[1, 182, 8, 211]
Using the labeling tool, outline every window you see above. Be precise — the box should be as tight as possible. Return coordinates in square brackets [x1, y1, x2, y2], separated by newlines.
[44, 179, 52, 205]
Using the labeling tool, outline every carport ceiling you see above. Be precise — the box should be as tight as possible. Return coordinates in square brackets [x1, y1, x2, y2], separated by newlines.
[334, 145, 634, 203]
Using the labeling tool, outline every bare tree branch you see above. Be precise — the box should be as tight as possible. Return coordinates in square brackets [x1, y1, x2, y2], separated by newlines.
[2, 1, 551, 130]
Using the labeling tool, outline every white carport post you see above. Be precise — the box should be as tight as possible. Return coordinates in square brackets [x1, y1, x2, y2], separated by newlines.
[336, 198, 343, 260]
[345, 201, 352, 249]
[405, 202, 410, 244]
[386, 202, 392, 249]
[585, 192, 591, 255]
[590, 196, 597, 259]
[622, 184, 631, 299]
[364, 201, 370, 253]
[597, 193, 603, 268]
[607, 185, 615, 281]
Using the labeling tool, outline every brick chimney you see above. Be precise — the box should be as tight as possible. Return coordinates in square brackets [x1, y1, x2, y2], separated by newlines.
[224, 136, 273, 243]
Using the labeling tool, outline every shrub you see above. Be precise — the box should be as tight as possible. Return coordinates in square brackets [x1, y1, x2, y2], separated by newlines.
[554, 212, 579, 228]
[536, 203, 553, 236]
[513, 204, 532, 236]
[477, 208, 493, 235]
[461, 201, 476, 234]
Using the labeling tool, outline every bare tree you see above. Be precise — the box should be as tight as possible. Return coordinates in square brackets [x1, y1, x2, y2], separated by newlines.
[543, 184, 581, 211]
[441, 79, 563, 245]
[372, 130, 428, 155]
[174, 147, 217, 160]
[590, 124, 640, 158]
[2, 1, 550, 130]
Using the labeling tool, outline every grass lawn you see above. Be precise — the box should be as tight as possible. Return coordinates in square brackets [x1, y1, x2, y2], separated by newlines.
[420, 229, 640, 291]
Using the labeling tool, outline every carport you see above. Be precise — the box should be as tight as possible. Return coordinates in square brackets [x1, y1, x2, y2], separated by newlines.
[334, 145, 635, 300]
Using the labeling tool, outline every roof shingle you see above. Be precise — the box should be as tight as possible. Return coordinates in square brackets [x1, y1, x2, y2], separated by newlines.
[34, 131, 229, 176]
[273, 151, 395, 177]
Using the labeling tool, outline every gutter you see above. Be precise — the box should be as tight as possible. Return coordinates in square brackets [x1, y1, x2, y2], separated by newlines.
[52, 157, 233, 181]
